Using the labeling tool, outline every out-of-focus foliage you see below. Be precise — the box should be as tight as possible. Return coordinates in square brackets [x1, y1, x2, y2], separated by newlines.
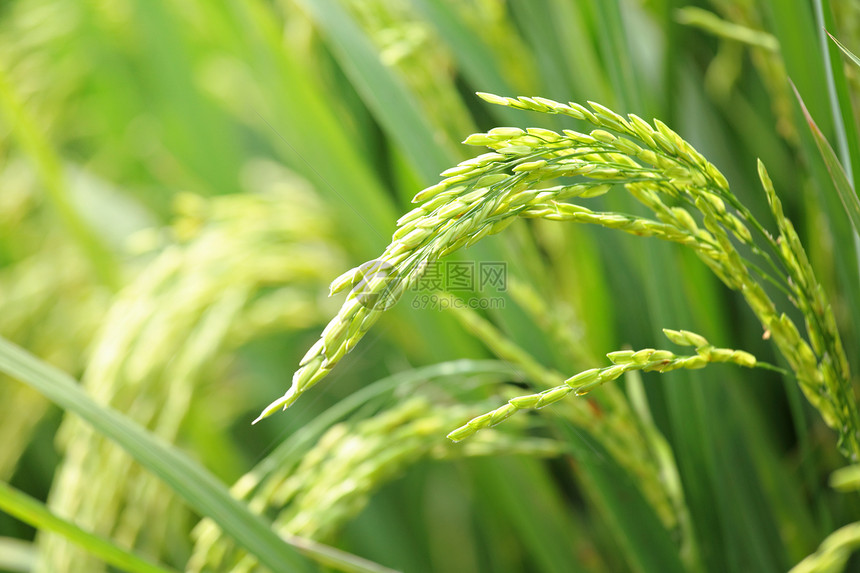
[1, 0, 860, 572]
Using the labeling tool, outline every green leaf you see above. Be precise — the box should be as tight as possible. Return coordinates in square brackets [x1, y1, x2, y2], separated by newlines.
[554, 421, 688, 573]
[470, 457, 591, 573]
[0, 480, 177, 573]
[0, 335, 318, 572]
[408, 0, 527, 125]
[827, 32, 860, 70]
[590, 0, 642, 111]
[291, 0, 457, 186]
[790, 81, 860, 237]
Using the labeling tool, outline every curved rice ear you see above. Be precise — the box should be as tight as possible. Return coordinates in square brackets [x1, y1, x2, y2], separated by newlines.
[449, 338, 764, 441]
[256, 95, 859, 461]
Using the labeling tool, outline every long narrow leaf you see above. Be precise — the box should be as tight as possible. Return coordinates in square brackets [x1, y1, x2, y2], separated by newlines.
[0, 480, 177, 573]
[791, 82, 860, 237]
[828, 32, 860, 68]
[290, 0, 456, 185]
[554, 421, 688, 573]
[0, 336, 401, 573]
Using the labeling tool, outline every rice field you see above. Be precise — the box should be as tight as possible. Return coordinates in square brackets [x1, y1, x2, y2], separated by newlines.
[1, 1, 860, 572]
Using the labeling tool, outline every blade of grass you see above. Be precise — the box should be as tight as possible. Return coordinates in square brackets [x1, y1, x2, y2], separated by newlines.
[554, 421, 688, 573]
[828, 32, 860, 68]
[0, 333, 310, 571]
[507, 0, 576, 101]
[813, 0, 860, 296]
[0, 480, 178, 573]
[284, 535, 401, 573]
[813, 8, 860, 191]
[0, 335, 398, 573]
[545, 0, 611, 103]
[821, 28, 860, 283]
[790, 82, 860, 240]
[470, 457, 591, 573]
[407, 0, 528, 126]
[288, 0, 456, 187]
[762, 0, 830, 131]
[765, 0, 860, 346]
[728, 382, 820, 562]
[590, 0, 642, 111]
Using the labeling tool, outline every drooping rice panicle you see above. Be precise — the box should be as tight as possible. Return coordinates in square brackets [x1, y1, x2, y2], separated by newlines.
[447, 329, 760, 442]
[256, 96, 735, 418]
[443, 302, 680, 529]
[42, 167, 347, 573]
[192, 397, 561, 572]
[258, 93, 859, 460]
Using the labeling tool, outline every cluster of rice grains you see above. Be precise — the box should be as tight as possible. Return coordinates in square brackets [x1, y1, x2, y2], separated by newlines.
[448, 329, 758, 441]
[38, 164, 345, 573]
[258, 93, 860, 460]
[189, 397, 560, 572]
[0, 160, 107, 481]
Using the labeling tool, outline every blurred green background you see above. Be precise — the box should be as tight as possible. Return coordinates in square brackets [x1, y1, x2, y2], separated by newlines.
[1, 0, 860, 571]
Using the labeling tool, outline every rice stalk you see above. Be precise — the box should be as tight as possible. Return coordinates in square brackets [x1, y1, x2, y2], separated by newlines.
[38, 163, 344, 572]
[445, 302, 681, 531]
[447, 329, 760, 441]
[678, 3, 795, 140]
[189, 396, 560, 573]
[258, 93, 858, 460]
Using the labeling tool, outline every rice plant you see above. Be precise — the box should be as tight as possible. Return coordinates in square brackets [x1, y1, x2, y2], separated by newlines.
[2, 1, 860, 572]
[258, 93, 856, 458]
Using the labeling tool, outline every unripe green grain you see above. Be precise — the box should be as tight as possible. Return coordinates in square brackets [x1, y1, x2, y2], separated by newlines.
[512, 159, 548, 172]
[607, 350, 636, 364]
[462, 133, 496, 146]
[450, 331, 763, 440]
[488, 126, 525, 138]
[254, 94, 859, 460]
[475, 92, 511, 107]
[526, 127, 561, 141]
